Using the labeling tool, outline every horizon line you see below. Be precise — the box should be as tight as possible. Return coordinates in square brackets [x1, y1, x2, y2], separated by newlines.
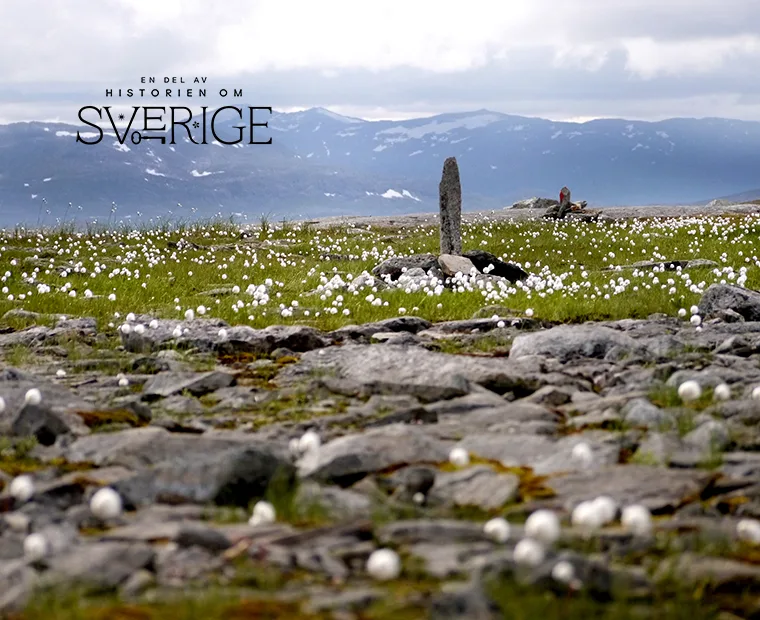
[0, 105, 756, 127]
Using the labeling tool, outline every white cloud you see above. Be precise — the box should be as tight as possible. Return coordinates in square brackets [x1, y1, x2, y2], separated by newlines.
[622, 35, 760, 78]
[1, 0, 760, 121]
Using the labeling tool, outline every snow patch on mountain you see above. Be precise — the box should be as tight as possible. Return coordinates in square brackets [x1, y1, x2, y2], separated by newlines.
[366, 188, 422, 201]
[55, 130, 99, 139]
[191, 170, 223, 177]
[376, 113, 502, 143]
[146, 168, 166, 177]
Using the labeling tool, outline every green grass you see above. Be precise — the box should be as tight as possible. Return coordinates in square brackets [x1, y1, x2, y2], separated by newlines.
[1, 213, 759, 332]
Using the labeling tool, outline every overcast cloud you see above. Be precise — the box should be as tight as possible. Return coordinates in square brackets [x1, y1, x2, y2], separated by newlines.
[1, 0, 759, 123]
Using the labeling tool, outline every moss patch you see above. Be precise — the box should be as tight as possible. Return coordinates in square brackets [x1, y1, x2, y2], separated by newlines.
[77, 409, 147, 430]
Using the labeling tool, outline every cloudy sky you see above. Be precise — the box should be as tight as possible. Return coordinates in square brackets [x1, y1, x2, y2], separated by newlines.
[1, 0, 759, 124]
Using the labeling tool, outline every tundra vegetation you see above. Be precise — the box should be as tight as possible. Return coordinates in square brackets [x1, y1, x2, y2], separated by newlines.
[2, 211, 760, 619]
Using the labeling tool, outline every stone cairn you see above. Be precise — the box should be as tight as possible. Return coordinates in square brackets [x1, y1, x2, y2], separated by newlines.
[439, 157, 462, 255]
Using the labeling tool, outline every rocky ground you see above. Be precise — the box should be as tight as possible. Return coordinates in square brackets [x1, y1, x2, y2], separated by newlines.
[7, 274, 760, 616]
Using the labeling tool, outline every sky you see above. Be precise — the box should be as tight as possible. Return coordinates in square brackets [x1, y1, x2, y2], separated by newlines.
[1, 0, 759, 125]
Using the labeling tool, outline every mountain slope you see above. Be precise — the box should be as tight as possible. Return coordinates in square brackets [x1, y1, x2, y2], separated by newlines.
[1, 108, 760, 225]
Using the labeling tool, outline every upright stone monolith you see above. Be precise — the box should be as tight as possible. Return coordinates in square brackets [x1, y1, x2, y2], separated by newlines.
[439, 157, 462, 255]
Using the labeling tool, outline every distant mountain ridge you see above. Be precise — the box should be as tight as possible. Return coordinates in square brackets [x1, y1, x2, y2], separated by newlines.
[696, 187, 760, 205]
[1, 107, 760, 226]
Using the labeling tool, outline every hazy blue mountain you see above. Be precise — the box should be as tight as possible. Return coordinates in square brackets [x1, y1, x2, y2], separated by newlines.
[1, 107, 760, 226]
[697, 187, 760, 205]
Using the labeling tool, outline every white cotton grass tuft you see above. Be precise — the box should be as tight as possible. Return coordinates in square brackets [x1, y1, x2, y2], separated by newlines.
[713, 383, 731, 401]
[690, 314, 702, 326]
[249, 500, 276, 526]
[678, 308, 687, 318]
[24, 532, 49, 561]
[513, 538, 545, 566]
[218, 328, 228, 340]
[297, 429, 321, 454]
[0, 395, 5, 414]
[149, 319, 159, 329]
[89, 487, 123, 520]
[525, 308, 534, 317]
[551, 560, 576, 584]
[690, 305, 700, 315]
[24, 388, 41, 405]
[366, 548, 401, 581]
[56, 369, 66, 377]
[288, 437, 300, 458]
[752, 386, 760, 400]
[736, 519, 760, 545]
[289, 430, 321, 460]
[524, 509, 561, 545]
[571, 500, 605, 531]
[570, 442, 593, 468]
[592, 495, 618, 524]
[448, 447, 470, 467]
[184, 308, 195, 321]
[9, 474, 35, 503]
[483, 517, 511, 543]
[677, 380, 702, 402]
[172, 326, 183, 338]
[621, 504, 652, 536]
[412, 492, 425, 505]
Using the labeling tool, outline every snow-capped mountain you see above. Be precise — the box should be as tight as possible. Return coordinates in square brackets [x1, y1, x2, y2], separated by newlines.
[1, 107, 760, 226]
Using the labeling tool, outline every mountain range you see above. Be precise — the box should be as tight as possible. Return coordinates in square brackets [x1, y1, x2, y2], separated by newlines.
[1, 107, 760, 227]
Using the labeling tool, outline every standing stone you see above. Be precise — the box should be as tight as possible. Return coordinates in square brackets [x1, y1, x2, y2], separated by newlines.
[558, 186, 573, 219]
[439, 157, 462, 255]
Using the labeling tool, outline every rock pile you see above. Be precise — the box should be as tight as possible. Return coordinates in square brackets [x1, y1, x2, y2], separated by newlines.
[511, 197, 560, 210]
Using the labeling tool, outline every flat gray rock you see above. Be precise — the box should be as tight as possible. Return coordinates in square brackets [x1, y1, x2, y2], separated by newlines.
[438, 254, 476, 277]
[121, 318, 331, 355]
[371, 254, 438, 280]
[279, 344, 549, 402]
[510, 324, 644, 362]
[142, 370, 236, 400]
[542, 465, 715, 513]
[41, 542, 155, 591]
[330, 316, 431, 343]
[430, 465, 520, 510]
[377, 519, 490, 546]
[113, 444, 293, 508]
[298, 423, 452, 485]
[100, 521, 231, 552]
[457, 432, 620, 474]
[64, 427, 267, 469]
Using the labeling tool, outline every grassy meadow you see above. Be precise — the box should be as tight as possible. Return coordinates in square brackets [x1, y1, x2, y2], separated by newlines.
[0, 212, 758, 331]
